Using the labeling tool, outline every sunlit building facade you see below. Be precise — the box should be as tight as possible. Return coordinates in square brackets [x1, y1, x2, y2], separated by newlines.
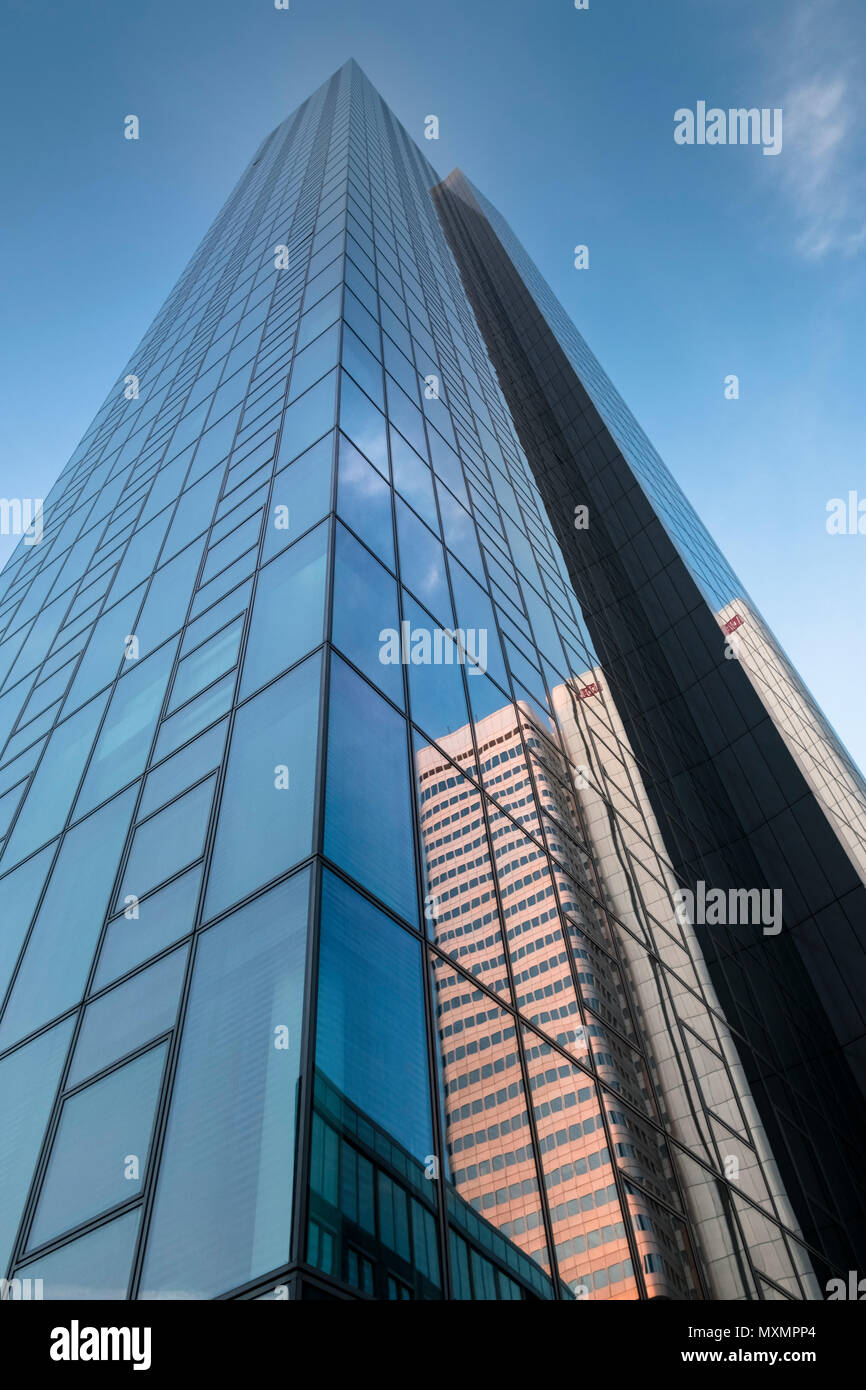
[0, 61, 862, 1301]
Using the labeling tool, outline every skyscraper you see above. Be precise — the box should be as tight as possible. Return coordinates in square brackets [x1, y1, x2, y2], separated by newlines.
[0, 60, 863, 1302]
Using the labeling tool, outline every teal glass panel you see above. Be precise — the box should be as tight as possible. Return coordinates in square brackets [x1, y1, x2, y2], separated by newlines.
[152, 671, 234, 763]
[61, 587, 145, 716]
[239, 520, 328, 699]
[262, 434, 333, 564]
[336, 433, 394, 567]
[1, 690, 109, 870]
[117, 775, 215, 906]
[68, 945, 189, 1087]
[316, 871, 433, 1158]
[94, 866, 201, 989]
[75, 641, 178, 816]
[27, 1044, 167, 1251]
[139, 872, 310, 1299]
[0, 844, 53, 1005]
[204, 652, 321, 920]
[0, 1018, 73, 1277]
[17, 1209, 140, 1300]
[138, 718, 228, 819]
[324, 656, 416, 924]
[168, 618, 242, 713]
[0, 788, 137, 1049]
[332, 523, 402, 703]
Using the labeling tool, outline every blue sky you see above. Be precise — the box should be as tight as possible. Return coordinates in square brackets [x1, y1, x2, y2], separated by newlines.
[1, 0, 865, 769]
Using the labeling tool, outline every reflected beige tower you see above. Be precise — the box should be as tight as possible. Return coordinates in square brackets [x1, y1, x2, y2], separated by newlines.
[416, 679, 820, 1299]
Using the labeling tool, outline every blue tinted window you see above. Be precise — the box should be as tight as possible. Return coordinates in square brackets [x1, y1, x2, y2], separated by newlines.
[1, 691, 108, 869]
[105, 514, 171, 607]
[391, 433, 437, 529]
[2, 701, 59, 765]
[139, 454, 191, 528]
[204, 652, 321, 920]
[402, 593, 470, 742]
[161, 467, 225, 562]
[94, 866, 201, 989]
[139, 873, 310, 1299]
[17, 656, 76, 728]
[427, 430, 468, 506]
[275, 370, 336, 468]
[288, 322, 340, 403]
[332, 523, 402, 704]
[317, 871, 432, 1157]
[0, 845, 53, 1005]
[339, 373, 389, 474]
[135, 540, 205, 654]
[75, 641, 178, 816]
[189, 409, 240, 481]
[118, 776, 215, 906]
[336, 433, 394, 567]
[438, 489, 484, 580]
[386, 380, 427, 459]
[212, 482, 268, 543]
[240, 521, 328, 699]
[28, 1044, 167, 1251]
[178, 580, 251, 658]
[199, 513, 262, 587]
[342, 325, 384, 408]
[296, 285, 341, 352]
[152, 671, 234, 763]
[68, 945, 189, 1087]
[189, 545, 257, 617]
[343, 287, 380, 358]
[0, 738, 43, 800]
[396, 499, 452, 623]
[263, 434, 334, 564]
[0, 1018, 73, 1276]
[0, 789, 137, 1049]
[139, 718, 227, 819]
[168, 618, 242, 713]
[303, 254, 343, 309]
[325, 656, 416, 924]
[17, 1209, 140, 1300]
[449, 560, 508, 687]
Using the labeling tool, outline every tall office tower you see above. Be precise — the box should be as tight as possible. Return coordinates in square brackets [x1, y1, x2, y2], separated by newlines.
[0, 61, 860, 1303]
[433, 169, 866, 1283]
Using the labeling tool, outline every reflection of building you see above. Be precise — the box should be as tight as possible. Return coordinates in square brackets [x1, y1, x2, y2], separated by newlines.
[552, 673, 820, 1299]
[434, 168, 866, 1284]
[308, 1070, 567, 1301]
[717, 599, 866, 888]
[417, 692, 817, 1299]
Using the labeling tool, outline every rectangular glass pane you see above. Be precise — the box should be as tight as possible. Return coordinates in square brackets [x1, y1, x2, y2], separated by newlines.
[204, 652, 321, 920]
[0, 1019, 73, 1276]
[324, 656, 416, 924]
[94, 866, 201, 990]
[28, 1043, 167, 1252]
[239, 521, 328, 700]
[117, 775, 215, 906]
[139, 872, 310, 1299]
[68, 945, 189, 1087]
[17, 1209, 140, 1300]
[0, 789, 137, 1049]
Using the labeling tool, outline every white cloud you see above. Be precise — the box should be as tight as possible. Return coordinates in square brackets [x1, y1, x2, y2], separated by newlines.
[772, 1, 866, 258]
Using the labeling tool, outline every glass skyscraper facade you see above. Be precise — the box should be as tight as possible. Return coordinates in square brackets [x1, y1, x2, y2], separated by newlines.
[0, 60, 863, 1302]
